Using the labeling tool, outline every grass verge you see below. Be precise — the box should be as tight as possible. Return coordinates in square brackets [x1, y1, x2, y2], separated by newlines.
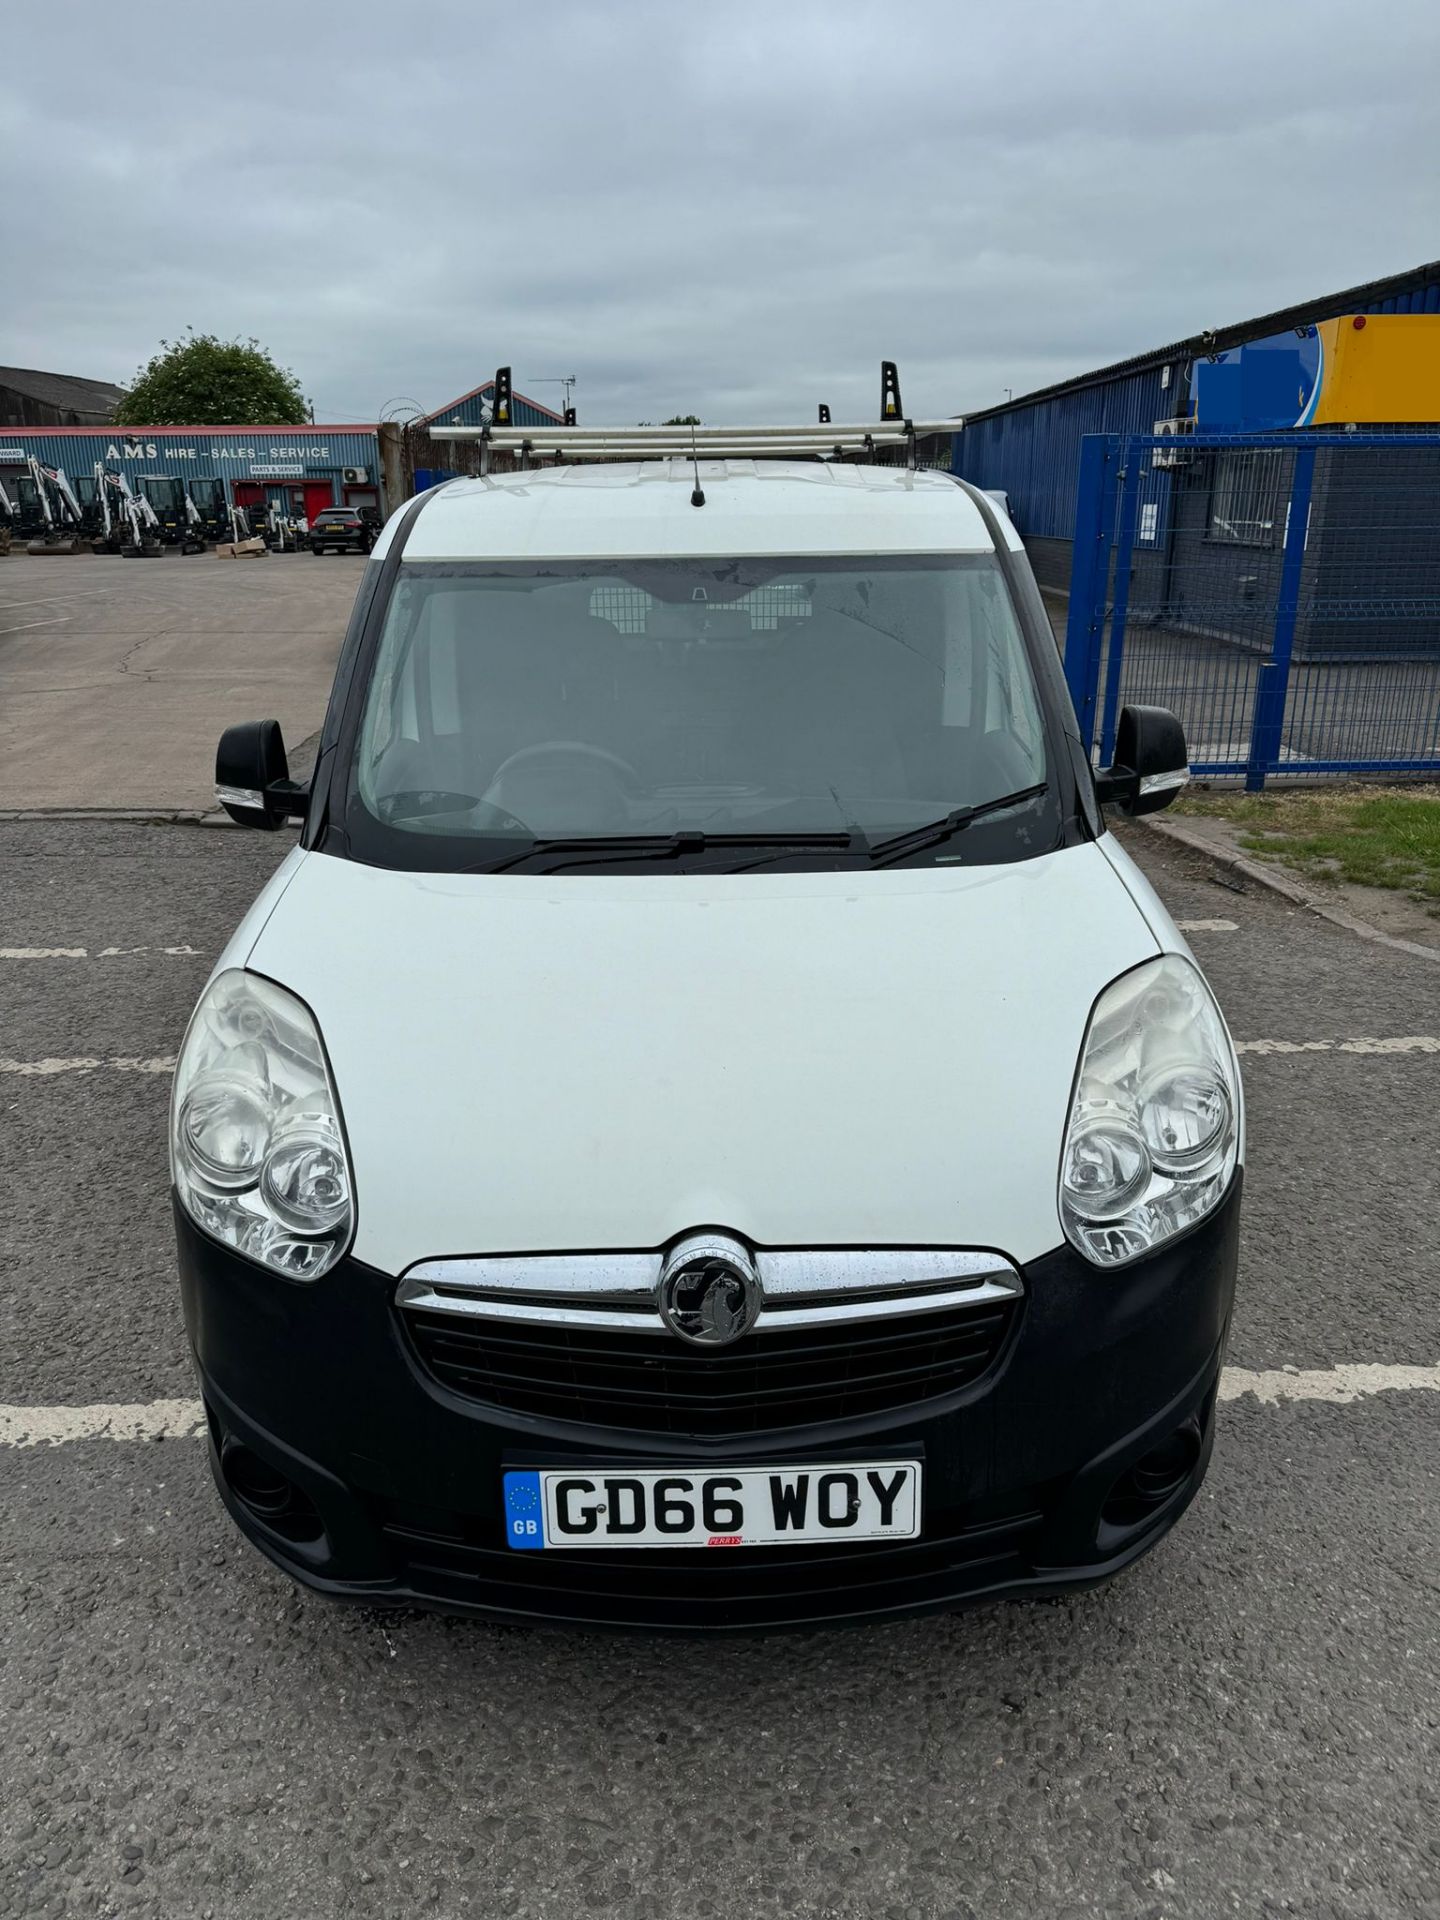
[1174, 786, 1440, 907]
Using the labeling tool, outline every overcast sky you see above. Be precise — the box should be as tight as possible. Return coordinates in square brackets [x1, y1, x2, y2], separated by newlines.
[4, 1, 1436, 425]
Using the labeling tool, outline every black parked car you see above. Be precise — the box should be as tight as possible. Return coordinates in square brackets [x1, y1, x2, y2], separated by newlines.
[309, 508, 375, 555]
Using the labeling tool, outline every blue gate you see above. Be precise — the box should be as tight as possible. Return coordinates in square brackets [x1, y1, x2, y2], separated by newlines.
[1063, 431, 1440, 788]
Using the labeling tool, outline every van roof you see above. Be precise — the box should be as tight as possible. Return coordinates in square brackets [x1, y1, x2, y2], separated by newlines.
[380, 460, 1006, 563]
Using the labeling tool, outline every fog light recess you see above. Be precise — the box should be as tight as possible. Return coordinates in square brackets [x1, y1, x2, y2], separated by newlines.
[1101, 1419, 1203, 1531]
[219, 1439, 324, 1543]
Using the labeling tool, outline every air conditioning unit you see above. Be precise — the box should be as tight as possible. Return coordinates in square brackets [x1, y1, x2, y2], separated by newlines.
[342, 466, 369, 485]
[1151, 419, 1192, 470]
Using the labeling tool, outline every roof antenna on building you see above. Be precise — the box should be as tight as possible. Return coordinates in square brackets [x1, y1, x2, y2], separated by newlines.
[689, 423, 705, 508]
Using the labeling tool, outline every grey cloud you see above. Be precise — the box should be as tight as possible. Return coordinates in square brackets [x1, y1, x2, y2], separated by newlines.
[4, 0, 1436, 425]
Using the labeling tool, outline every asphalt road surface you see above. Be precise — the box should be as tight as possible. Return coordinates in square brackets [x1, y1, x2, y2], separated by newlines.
[0, 552, 362, 811]
[2, 818, 1439, 1920]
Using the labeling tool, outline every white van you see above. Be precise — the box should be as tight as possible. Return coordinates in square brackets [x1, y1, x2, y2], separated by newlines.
[173, 408, 1242, 1630]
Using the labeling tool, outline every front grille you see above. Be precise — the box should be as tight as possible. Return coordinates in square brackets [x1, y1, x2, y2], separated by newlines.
[373, 1489, 1047, 1629]
[403, 1298, 1017, 1435]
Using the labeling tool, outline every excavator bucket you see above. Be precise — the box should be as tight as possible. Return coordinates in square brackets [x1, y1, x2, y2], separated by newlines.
[26, 534, 87, 556]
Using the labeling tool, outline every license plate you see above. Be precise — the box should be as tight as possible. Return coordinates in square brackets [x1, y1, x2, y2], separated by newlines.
[502, 1461, 921, 1550]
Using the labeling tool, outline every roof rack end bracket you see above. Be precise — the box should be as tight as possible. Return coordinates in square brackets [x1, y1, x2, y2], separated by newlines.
[881, 360, 903, 421]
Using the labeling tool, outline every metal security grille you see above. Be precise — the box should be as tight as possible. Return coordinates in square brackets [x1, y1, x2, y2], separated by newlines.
[1064, 431, 1440, 787]
[587, 582, 816, 634]
[1206, 448, 1287, 547]
[588, 584, 650, 632]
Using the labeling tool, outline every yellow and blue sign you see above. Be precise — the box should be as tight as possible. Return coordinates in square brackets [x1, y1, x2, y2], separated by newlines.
[1195, 315, 1440, 429]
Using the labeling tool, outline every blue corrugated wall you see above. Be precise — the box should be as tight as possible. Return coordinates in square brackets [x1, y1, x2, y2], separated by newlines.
[953, 270, 1440, 586]
[955, 366, 1174, 542]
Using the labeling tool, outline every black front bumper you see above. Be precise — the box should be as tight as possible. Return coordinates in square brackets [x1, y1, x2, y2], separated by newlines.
[176, 1185, 1241, 1632]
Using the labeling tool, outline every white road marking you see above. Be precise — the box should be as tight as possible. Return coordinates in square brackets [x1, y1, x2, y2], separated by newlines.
[1219, 1364, 1440, 1405]
[1235, 1035, 1440, 1056]
[0, 945, 201, 960]
[1176, 918, 1238, 933]
[5, 1364, 1438, 1447]
[0, 1055, 175, 1076]
[1, 1035, 1436, 1078]
[0, 1400, 205, 1447]
[0, 589, 114, 611]
[100, 945, 202, 957]
[0, 615, 74, 636]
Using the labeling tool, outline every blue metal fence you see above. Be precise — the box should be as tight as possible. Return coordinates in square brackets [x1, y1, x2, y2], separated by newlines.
[1063, 431, 1440, 788]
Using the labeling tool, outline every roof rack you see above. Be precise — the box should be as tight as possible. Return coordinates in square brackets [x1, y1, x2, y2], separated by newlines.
[439, 364, 963, 471]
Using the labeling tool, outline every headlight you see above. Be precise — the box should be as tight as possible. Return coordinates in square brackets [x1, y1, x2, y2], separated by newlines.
[170, 971, 353, 1281]
[1059, 955, 1240, 1267]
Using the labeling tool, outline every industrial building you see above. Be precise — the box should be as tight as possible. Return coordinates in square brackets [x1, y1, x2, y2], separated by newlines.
[1, 365, 125, 429]
[952, 259, 1440, 590]
[0, 374, 567, 533]
[408, 378, 565, 491]
[0, 423, 385, 529]
[418, 378, 563, 432]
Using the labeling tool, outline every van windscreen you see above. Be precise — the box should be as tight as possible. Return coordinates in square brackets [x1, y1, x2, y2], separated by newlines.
[349, 554, 1055, 869]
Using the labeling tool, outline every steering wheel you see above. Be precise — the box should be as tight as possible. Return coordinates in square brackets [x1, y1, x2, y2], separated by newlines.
[377, 790, 533, 833]
[481, 741, 640, 818]
[378, 788, 481, 819]
[484, 741, 641, 789]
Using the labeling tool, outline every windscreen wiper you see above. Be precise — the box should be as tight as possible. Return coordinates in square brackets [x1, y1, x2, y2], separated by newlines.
[864, 783, 1049, 868]
[479, 829, 857, 875]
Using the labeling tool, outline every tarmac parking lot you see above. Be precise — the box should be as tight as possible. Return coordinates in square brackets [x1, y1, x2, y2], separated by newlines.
[2, 557, 1439, 1918]
[0, 552, 362, 812]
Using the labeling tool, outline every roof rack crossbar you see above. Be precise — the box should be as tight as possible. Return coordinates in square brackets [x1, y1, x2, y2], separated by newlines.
[461, 361, 961, 467]
[450, 420, 961, 453]
[510, 445, 883, 461]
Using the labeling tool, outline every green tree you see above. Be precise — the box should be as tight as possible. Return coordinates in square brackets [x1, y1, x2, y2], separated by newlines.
[114, 330, 309, 426]
[663, 415, 702, 426]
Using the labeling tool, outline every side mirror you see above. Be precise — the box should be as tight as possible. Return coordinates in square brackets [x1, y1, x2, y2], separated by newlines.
[1095, 705, 1189, 816]
[216, 720, 308, 830]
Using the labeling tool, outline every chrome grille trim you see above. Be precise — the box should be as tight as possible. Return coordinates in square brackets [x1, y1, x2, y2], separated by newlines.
[397, 1248, 1023, 1334]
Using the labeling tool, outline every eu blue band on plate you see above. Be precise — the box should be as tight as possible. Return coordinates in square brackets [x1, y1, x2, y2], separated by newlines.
[503, 1470, 545, 1550]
